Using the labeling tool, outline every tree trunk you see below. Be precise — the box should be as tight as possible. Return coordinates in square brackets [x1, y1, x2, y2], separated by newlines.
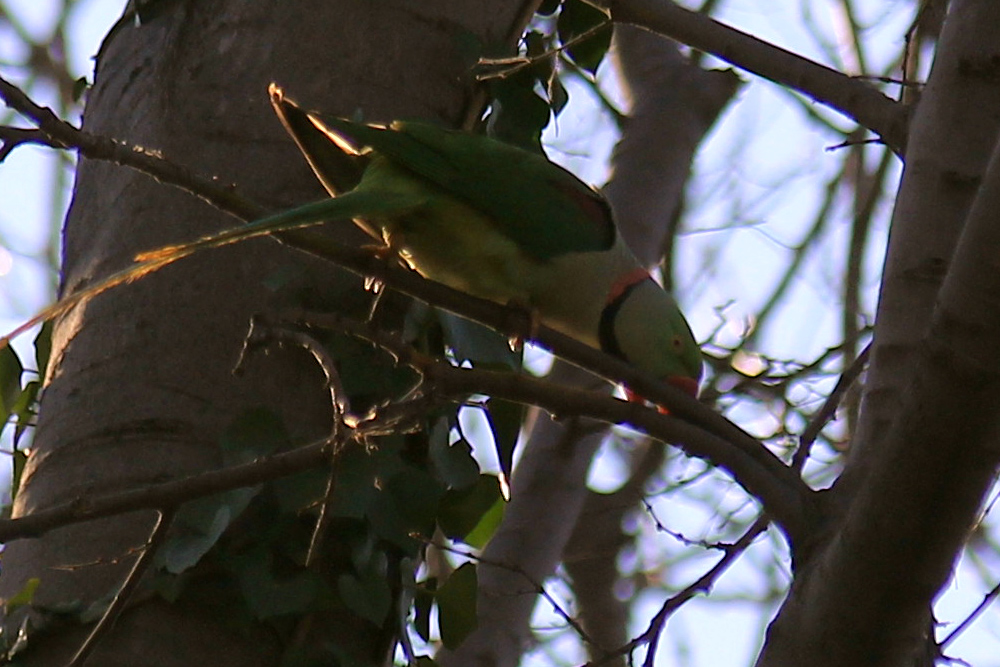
[0, 2, 526, 664]
[758, 2, 1000, 665]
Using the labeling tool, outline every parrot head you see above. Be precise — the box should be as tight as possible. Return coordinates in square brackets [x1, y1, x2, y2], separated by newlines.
[600, 269, 703, 407]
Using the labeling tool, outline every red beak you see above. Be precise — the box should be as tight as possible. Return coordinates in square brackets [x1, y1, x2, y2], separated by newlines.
[624, 376, 699, 414]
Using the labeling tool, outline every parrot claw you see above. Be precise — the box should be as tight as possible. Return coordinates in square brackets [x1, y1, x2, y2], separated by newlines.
[361, 241, 402, 295]
[359, 244, 396, 321]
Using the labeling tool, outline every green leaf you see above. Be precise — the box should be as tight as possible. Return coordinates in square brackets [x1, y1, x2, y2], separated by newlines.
[337, 571, 392, 625]
[486, 35, 552, 153]
[454, 28, 484, 72]
[234, 550, 323, 619]
[436, 563, 478, 649]
[429, 418, 480, 490]
[11, 379, 39, 449]
[367, 466, 445, 553]
[558, 0, 612, 75]
[5, 578, 40, 612]
[0, 345, 23, 419]
[462, 494, 505, 549]
[159, 499, 235, 574]
[71, 77, 89, 102]
[33, 320, 52, 380]
[9, 448, 28, 505]
[271, 467, 330, 515]
[438, 312, 521, 370]
[413, 578, 437, 643]
[438, 475, 504, 546]
[329, 439, 405, 519]
[157, 409, 290, 574]
[484, 399, 523, 485]
[325, 334, 420, 413]
[548, 72, 569, 116]
[220, 407, 290, 464]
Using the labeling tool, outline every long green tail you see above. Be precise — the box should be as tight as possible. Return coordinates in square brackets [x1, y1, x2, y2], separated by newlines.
[0, 189, 421, 348]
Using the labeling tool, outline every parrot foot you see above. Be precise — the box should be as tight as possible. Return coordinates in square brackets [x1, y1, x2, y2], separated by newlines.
[362, 242, 398, 294]
[358, 244, 399, 322]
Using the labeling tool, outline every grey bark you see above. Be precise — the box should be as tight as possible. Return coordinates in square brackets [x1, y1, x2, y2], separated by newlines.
[0, 2, 525, 664]
[758, 2, 1000, 665]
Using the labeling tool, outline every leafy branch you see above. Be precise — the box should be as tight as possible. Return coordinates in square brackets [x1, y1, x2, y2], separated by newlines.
[0, 73, 817, 543]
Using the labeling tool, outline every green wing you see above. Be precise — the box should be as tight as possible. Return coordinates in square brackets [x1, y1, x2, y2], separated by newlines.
[270, 87, 362, 196]
[271, 91, 616, 261]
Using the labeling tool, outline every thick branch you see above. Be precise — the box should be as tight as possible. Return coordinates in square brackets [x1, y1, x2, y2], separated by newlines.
[758, 56, 1000, 667]
[0, 74, 262, 220]
[294, 310, 814, 541]
[0, 74, 815, 542]
[0, 125, 62, 161]
[0, 441, 330, 542]
[596, 0, 908, 153]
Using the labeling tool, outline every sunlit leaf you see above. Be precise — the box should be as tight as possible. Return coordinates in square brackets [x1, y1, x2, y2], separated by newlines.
[5, 578, 39, 612]
[438, 475, 504, 547]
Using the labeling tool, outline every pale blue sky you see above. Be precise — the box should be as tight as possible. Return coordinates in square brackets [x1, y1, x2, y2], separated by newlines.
[0, 2, 997, 665]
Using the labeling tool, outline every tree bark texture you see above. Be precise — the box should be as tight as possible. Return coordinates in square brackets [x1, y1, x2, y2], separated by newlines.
[0, 2, 527, 664]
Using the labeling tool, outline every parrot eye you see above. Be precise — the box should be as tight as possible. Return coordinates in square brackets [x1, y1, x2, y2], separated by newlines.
[671, 335, 684, 350]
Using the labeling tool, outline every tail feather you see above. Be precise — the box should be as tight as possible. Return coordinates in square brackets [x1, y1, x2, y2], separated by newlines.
[1, 190, 421, 348]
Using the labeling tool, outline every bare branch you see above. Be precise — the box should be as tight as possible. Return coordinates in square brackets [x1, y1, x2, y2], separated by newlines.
[0, 74, 262, 221]
[292, 309, 816, 541]
[594, 0, 909, 153]
[939, 579, 1000, 651]
[68, 510, 174, 667]
[583, 516, 769, 667]
[792, 342, 870, 471]
[0, 441, 330, 543]
[0, 125, 63, 161]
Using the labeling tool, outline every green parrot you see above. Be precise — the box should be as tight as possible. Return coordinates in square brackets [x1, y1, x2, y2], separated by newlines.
[132, 86, 702, 398]
[268, 86, 702, 397]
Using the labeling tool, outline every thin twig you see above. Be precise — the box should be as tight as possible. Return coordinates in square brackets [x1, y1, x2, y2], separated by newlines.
[68, 509, 174, 667]
[236, 315, 351, 415]
[583, 515, 768, 667]
[0, 440, 330, 542]
[638, 517, 768, 667]
[233, 315, 352, 566]
[939, 579, 1000, 650]
[477, 19, 612, 81]
[429, 540, 601, 653]
[792, 342, 871, 471]
[0, 125, 64, 161]
[288, 309, 815, 542]
[603, 0, 908, 154]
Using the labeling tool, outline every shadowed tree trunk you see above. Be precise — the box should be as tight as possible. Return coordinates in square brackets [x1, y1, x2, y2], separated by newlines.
[0, 2, 527, 664]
